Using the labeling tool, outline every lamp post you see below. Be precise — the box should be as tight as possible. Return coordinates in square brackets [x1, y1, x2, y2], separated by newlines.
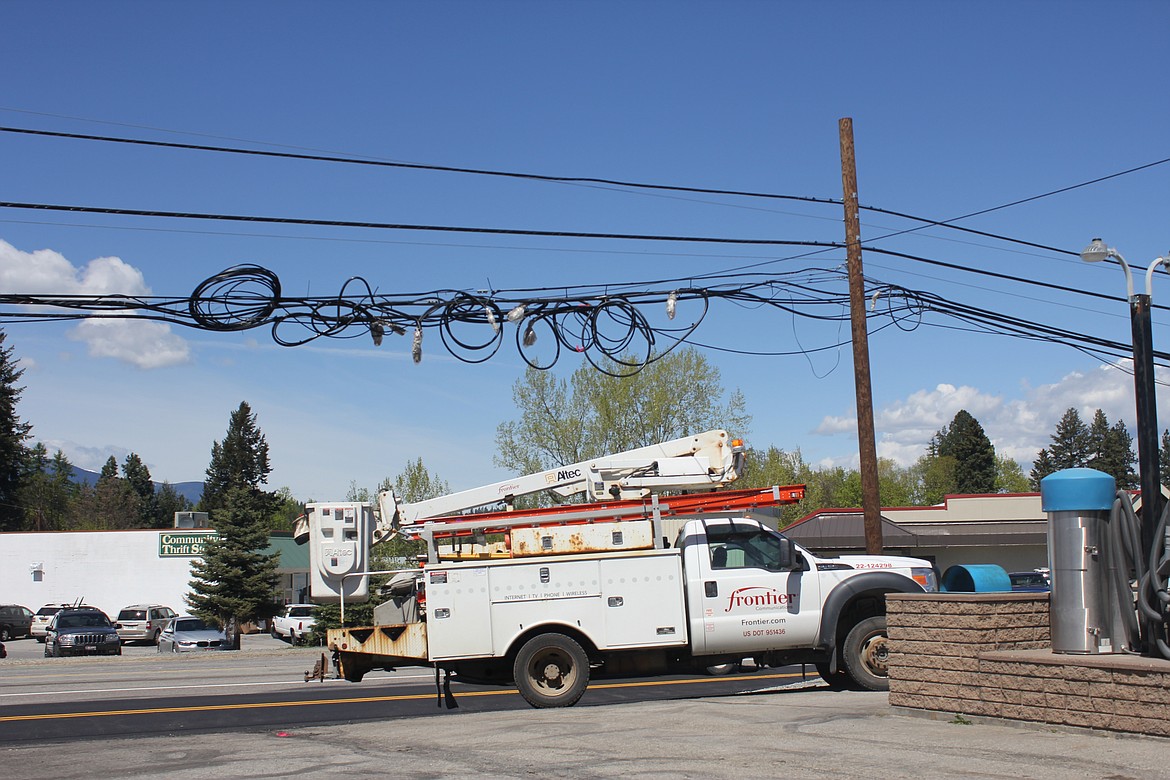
[1080, 238, 1169, 655]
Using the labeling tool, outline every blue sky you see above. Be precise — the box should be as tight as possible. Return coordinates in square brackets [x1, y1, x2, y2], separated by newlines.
[1, 2, 1167, 501]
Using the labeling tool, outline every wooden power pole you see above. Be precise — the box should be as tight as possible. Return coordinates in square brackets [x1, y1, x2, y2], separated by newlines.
[839, 117, 884, 554]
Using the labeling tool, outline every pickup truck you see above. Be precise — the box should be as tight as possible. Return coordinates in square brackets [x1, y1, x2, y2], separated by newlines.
[326, 513, 938, 707]
[271, 604, 317, 645]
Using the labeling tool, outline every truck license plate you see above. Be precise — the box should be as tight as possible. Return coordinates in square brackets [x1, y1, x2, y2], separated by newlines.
[84, 645, 97, 651]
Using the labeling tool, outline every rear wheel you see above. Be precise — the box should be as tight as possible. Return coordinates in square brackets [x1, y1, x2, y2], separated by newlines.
[842, 616, 890, 691]
[0, 627, 10, 642]
[513, 633, 589, 708]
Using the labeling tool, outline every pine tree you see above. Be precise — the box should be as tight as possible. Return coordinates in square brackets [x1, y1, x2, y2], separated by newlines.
[199, 401, 272, 513]
[187, 486, 280, 646]
[0, 331, 32, 531]
[121, 452, 157, 528]
[99, 455, 119, 482]
[1030, 448, 1056, 490]
[189, 402, 279, 648]
[1049, 408, 1090, 471]
[153, 482, 193, 528]
[1100, 419, 1138, 489]
[19, 445, 76, 531]
[936, 410, 996, 494]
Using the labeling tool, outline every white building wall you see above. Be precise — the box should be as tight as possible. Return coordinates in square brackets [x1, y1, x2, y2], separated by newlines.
[0, 530, 209, 618]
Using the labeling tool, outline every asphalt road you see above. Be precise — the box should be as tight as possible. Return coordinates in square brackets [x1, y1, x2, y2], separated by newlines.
[4, 633, 1169, 778]
[0, 632, 817, 741]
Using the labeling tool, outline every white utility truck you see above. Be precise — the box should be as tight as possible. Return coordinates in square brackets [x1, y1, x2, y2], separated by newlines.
[298, 431, 938, 707]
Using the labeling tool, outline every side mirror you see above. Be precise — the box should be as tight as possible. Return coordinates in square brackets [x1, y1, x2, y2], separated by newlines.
[776, 537, 795, 570]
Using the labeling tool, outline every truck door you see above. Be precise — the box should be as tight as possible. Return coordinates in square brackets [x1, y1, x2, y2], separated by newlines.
[686, 521, 822, 656]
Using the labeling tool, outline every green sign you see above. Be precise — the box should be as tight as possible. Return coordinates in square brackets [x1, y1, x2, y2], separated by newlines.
[159, 532, 216, 557]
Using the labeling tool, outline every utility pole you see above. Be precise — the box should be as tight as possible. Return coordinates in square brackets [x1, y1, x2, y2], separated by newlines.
[839, 118, 883, 554]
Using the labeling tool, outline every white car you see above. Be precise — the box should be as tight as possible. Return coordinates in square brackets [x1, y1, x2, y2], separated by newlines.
[30, 603, 74, 642]
[157, 616, 228, 653]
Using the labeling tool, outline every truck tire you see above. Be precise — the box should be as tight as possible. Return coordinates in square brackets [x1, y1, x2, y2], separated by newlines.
[842, 616, 890, 691]
[512, 633, 590, 708]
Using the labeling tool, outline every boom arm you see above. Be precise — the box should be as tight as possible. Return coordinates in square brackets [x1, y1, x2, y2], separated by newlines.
[299, 430, 744, 602]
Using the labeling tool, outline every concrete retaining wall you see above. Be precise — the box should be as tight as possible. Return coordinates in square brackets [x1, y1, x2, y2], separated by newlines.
[886, 592, 1170, 738]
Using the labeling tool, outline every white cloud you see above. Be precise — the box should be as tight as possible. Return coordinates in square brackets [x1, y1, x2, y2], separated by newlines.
[0, 239, 189, 368]
[813, 362, 1166, 469]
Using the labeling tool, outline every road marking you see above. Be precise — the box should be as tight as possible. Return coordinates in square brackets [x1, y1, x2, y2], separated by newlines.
[0, 672, 803, 722]
[0, 672, 435, 699]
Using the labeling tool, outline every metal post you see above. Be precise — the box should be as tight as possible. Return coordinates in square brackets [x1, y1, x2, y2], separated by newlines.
[1130, 292, 1164, 655]
[839, 117, 883, 554]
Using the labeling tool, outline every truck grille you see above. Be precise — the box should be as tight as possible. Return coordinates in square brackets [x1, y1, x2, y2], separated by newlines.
[68, 633, 109, 645]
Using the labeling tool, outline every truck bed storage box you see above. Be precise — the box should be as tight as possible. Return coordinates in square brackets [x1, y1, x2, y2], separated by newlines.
[510, 520, 655, 557]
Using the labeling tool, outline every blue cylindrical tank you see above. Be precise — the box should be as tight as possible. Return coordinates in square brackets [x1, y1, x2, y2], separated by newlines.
[940, 564, 1011, 592]
[1041, 468, 1125, 654]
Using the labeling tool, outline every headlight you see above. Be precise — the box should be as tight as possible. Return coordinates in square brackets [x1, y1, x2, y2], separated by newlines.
[58, 635, 75, 646]
[911, 567, 939, 593]
[105, 634, 120, 643]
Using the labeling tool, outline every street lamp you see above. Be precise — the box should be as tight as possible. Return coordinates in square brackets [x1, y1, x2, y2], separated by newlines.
[1081, 237, 1170, 655]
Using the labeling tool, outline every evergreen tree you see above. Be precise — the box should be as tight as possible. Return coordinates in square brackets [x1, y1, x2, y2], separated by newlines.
[99, 455, 119, 482]
[1049, 408, 1090, 471]
[0, 330, 33, 531]
[189, 402, 279, 647]
[153, 481, 193, 528]
[199, 401, 272, 513]
[122, 452, 157, 528]
[187, 486, 280, 646]
[1098, 419, 1138, 489]
[936, 410, 996, 494]
[1030, 448, 1056, 490]
[19, 445, 76, 531]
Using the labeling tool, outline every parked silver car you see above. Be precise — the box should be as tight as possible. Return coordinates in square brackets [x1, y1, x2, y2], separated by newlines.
[115, 604, 177, 645]
[157, 616, 227, 653]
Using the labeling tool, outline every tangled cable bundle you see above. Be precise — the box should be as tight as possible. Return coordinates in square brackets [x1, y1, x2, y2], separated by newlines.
[0, 262, 1160, 375]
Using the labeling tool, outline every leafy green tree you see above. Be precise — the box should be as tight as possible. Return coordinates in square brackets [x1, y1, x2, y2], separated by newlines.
[1049, 408, 1091, 471]
[269, 486, 304, 533]
[189, 402, 279, 647]
[936, 410, 996, 494]
[495, 348, 750, 486]
[0, 331, 32, 531]
[994, 455, 1031, 494]
[187, 486, 280, 647]
[122, 452, 156, 528]
[199, 401, 272, 513]
[912, 452, 957, 505]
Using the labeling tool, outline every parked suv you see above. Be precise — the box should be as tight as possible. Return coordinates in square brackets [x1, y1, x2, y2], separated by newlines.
[0, 604, 33, 641]
[44, 607, 121, 657]
[31, 603, 75, 642]
[115, 604, 177, 645]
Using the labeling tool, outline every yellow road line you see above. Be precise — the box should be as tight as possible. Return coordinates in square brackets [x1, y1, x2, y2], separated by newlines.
[0, 672, 804, 723]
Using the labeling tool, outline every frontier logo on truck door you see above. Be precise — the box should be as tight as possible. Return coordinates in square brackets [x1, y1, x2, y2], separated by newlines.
[725, 586, 798, 612]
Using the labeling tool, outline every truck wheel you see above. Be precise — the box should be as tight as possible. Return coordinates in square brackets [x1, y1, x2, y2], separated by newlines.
[706, 662, 738, 676]
[842, 616, 890, 691]
[513, 633, 590, 708]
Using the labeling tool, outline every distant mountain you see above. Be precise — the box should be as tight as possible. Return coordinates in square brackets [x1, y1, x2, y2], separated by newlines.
[69, 466, 204, 505]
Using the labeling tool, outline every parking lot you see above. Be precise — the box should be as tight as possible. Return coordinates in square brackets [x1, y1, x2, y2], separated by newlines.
[2, 628, 303, 661]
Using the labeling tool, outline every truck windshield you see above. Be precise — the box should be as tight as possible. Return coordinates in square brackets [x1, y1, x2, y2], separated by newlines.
[706, 524, 787, 571]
